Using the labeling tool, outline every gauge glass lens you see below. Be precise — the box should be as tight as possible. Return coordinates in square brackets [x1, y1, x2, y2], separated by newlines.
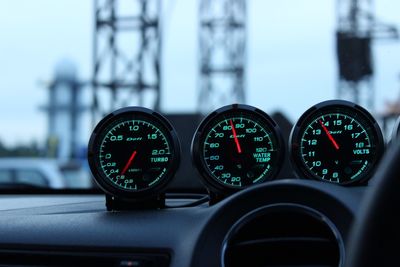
[291, 101, 384, 185]
[193, 105, 283, 190]
[98, 119, 172, 190]
[89, 108, 179, 194]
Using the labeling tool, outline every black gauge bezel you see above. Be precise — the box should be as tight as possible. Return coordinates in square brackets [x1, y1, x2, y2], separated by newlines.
[191, 104, 285, 195]
[289, 100, 384, 186]
[88, 106, 180, 200]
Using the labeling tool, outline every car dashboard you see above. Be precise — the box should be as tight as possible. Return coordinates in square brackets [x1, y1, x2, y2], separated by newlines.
[0, 100, 387, 267]
[0, 179, 366, 267]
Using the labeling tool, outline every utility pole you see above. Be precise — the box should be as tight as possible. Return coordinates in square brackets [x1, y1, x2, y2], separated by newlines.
[92, 0, 162, 123]
[198, 0, 246, 113]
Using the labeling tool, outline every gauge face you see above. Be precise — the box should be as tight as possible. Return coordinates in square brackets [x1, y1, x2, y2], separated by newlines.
[88, 107, 180, 198]
[290, 100, 384, 185]
[192, 104, 284, 193]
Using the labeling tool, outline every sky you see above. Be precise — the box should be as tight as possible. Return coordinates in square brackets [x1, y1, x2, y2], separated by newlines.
[0, 0, 399, 147]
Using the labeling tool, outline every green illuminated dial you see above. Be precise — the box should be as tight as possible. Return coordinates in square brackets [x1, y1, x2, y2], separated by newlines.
[98, 119, 172, 191]
[300, 113, 372, 182]
[192, 104, 284, 192]
[290, 100, 384, 185]
[88, 107, 180, 198]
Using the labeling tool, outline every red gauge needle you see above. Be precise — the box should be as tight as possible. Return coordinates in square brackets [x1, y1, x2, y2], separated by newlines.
[121, 150, 137, 175]
[230, 119, 242, 154]
[319, 120, 340, 150]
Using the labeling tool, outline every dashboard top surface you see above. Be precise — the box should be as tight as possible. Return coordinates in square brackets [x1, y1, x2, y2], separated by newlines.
[0, 180, 367, 266]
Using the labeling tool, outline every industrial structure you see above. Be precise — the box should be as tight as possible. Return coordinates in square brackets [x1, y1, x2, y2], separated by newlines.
[336, 0, 398, 110]
[92, 0, 162, 123]
[41, 60, 88, 163]
[198, 0, 247, 113]
[40, 0, 400, 162]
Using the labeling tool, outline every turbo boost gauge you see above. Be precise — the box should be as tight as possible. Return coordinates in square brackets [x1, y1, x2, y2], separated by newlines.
[289, 100, 384, 185]
[191, 104, 284, 201]
[88, 107, 180, 210]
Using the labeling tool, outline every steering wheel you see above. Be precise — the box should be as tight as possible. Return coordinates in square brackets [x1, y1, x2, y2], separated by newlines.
[346, 140, 400, 267]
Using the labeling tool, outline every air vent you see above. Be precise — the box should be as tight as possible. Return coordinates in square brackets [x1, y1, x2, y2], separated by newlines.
[223, 204, 343, 267]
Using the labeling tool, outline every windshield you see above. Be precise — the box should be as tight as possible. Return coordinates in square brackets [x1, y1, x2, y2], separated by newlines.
[0, 0, 399, 190]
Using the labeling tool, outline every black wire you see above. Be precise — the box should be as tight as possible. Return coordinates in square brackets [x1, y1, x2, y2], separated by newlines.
[165, 192, 208, 199]
[164, 195, 210, 209]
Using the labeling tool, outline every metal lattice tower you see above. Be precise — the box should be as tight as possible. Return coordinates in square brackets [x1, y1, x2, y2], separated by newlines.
[336, 0, 398, 110]
[92, 0, 162, 123]
[198, 0, 246, 113]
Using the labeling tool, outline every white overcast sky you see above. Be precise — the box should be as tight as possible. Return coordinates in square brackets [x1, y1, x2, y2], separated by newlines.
[0, 0, 399, 146]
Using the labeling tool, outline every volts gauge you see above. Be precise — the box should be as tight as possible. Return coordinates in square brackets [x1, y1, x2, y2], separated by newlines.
[289, 100, 384, 185]
[192, 104, 284, 197]
[88, 107, 180, 209]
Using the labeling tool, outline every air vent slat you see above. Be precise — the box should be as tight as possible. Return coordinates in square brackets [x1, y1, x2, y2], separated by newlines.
[232, 237, 332, 248]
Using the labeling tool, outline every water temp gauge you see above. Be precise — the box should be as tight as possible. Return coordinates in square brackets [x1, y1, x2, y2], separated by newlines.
[289, 100, 384, 185]
[88, 107, 180, 202]
[192, 104, 284, 195]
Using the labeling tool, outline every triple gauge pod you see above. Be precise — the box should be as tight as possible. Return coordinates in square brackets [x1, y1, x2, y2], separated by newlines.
[88, 100, 385, 210]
